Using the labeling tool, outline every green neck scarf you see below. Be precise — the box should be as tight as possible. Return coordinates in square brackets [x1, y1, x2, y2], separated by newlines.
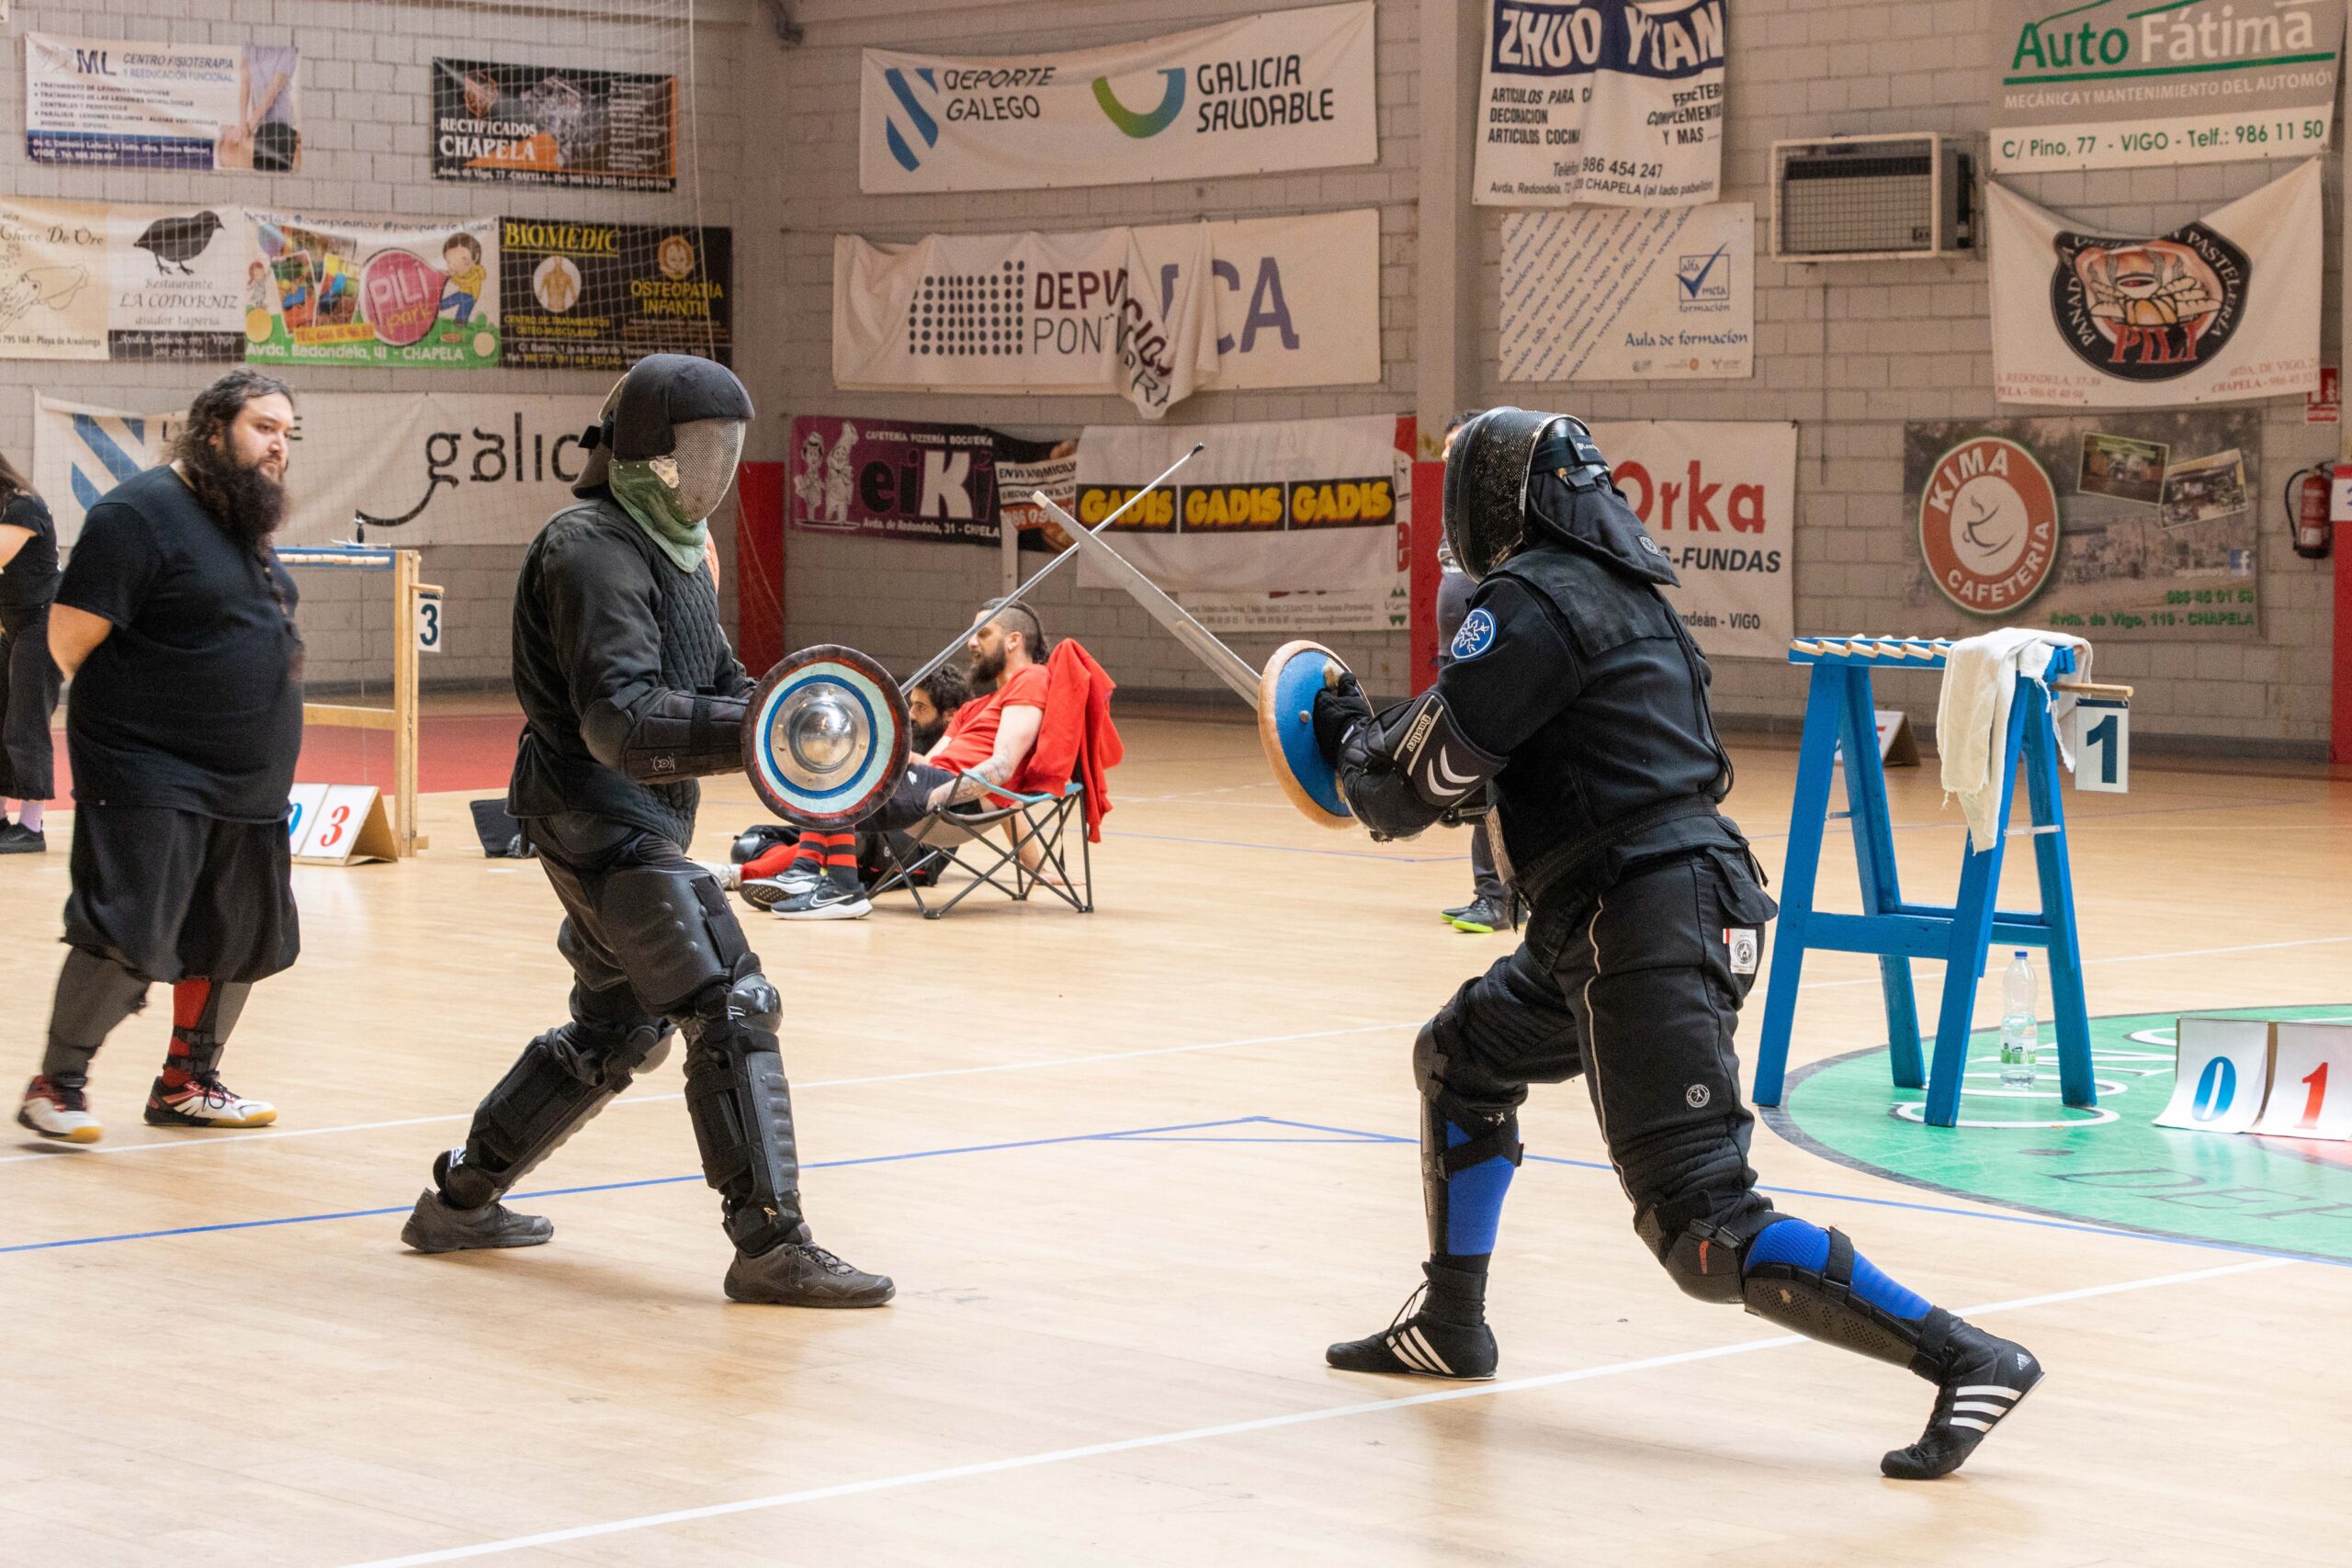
[608, 457, 709, 573]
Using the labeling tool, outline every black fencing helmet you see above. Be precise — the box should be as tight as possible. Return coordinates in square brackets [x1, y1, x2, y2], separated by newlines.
[1441, 407, 1611, 579]
[574, 354, 755, 496]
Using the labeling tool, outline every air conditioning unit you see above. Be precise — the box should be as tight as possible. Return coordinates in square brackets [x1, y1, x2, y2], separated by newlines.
[1770, 134, 1973, 262]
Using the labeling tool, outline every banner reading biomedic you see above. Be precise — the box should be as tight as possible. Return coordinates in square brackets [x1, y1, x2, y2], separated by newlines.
[1499, 202, 1752, 382]
[432, 59, 676, 190]
[3, 198, 247, 362]
[247, 211, 502, 369]
[1988, 0, 2343, 174]
[1473, 0, 1725, 208]
[26, 34, 301, 172]
[1988, 159, 2321, 408]
[1902, 411, 2263, 641]
[1589, 420, 1793, 660]
[500, 218, 732, 369]
[832, 209, 1382, 417]
[859, 2, 1376, 195]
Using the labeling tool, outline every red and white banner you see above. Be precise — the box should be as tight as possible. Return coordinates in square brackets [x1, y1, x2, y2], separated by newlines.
[1989, 159, 2322, 408]
[1589, 420, 1794, 660]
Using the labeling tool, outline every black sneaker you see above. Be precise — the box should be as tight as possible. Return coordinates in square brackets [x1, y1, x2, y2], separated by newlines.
[401, 1189, 554, 1253]
[1439, 901, 1479, 923]
[1449, 897, 1510, 934]
[724, 1241, 895, 1306]
[1883, 1322, 2045, 1480]
[774, 880, 872, 921]
[0, 822, 45, 854]
[741, 868, 820, 910]
[1326, 1265, 1498, 1380]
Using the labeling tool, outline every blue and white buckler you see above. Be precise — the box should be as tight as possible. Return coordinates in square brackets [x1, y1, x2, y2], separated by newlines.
[1258, 638, 1355, 830]
[742, 645, 909, 830]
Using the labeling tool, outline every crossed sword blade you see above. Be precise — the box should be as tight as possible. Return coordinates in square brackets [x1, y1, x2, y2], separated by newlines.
[1030, 492, 1263, 712]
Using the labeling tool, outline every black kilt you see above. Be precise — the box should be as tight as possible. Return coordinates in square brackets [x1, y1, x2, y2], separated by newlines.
[0, 604, 61, 801]
[62, 804, 300, 984]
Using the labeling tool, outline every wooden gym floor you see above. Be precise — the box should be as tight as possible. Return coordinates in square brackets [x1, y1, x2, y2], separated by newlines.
[2, 711, 2348, 1566]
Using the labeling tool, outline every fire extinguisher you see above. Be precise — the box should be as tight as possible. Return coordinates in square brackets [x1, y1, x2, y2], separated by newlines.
[2285, 464, 2334, 560]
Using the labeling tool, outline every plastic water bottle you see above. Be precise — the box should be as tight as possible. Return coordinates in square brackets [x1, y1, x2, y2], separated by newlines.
[1999, 951, 2039, 1091]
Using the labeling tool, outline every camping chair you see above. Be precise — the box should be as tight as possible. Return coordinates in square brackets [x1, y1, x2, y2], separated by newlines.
[868, 779, 1093, 919]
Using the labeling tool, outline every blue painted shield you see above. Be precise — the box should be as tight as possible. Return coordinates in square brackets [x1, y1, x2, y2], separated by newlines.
[1258, 639, 1354, 829]
[742, 645, 910, 829]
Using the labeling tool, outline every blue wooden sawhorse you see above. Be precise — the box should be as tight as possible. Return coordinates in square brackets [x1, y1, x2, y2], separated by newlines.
[1749, 636, 2096, 1128]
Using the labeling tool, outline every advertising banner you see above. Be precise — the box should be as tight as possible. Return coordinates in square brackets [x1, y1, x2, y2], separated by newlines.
[1499, 202, 1752, 381]
[1589, 420, 1793, 660]
[247, 211, 501, 368]
[994, 436, 1080, 552]
[1073, 414, 1407, 597]
[1473, 0, 1726, 208]
[1988, 160, 2322, 407]
[26, 34, 300, 172]
[500, 218, 731, 369]
[1902, 410, 2263, 640]
[107, 203, 246, 360]
[859, 2, 1376, 195]
[0, 197, 108, 359]
[786, 416, 1001, 547]
[1988, 0, 2343, 174]
[432, 59, 676, 190]
[31, 397, 183, 544]
[833, 209, 1380, 414]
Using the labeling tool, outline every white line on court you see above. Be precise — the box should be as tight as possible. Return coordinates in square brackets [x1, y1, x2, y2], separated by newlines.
[339, 1254, 2295, 1568]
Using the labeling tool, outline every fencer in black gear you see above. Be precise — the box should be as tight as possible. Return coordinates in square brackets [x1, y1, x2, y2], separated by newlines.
[401, 355, 890, 1308]
[1317, 410, 2040, 1480]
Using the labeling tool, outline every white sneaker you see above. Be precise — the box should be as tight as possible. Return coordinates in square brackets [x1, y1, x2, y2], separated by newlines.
[144, 1074, 277, 1129]
[18, 1075, 102, 1144]
[700, 860, 741, 890]
[742, 867, 821, 910]
[775, 881, 872, 920]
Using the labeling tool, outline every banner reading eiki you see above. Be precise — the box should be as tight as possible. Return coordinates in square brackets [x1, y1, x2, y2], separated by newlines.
[246, 211, 501, 368]
[1473, 0, 1726, 208]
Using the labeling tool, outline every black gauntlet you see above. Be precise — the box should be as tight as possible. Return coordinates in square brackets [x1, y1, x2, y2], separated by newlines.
[611, 691, 750, 783]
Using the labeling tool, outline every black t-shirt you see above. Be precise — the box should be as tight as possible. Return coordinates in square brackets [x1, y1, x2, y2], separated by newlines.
[0, 490, 61, 611]
[56, 466, 305, 822]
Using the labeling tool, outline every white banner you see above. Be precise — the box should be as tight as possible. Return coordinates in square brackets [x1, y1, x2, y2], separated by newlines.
[0, 197, 108, 359]
[1474, 0, 1725, 208]
[1989, 159, 2322, 407]
[107, 203, 246, 359]
[1499, 202, 1751, 381]
[37, 393, 604, 547]
[26, 33, 301, 172]
[1589, 420, 1793, 659]
[833, 209, 1379, 415]
[1073, 414, 1407, 598]
[860, 2, 1376, 195]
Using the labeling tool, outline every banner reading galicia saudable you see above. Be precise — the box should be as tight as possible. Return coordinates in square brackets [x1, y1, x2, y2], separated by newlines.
[246, 211, 501, 368]
[1988, 159, 2322, 408]
[786, 416, 1001, 547]
[1989, 0, 2343, 173]
[25, 34, 301, 172]
[1473, 0, 1726, 208]
[1499, 202, 1752, 381]
[859, 2, 1376, 194]
[1588, 421, 1793, 660]
[500, 218, 731, 369]
[432, 59, 676, 190]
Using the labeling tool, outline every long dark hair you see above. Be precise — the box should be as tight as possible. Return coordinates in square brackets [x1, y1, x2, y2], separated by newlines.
[0, 451, 34, 503]
[170, 368, 295, 543]
[170, 368, 295, 472]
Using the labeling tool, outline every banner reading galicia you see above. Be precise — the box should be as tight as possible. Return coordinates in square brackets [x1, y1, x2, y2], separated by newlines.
[859, 2, 1377, 194]
[432, 59, 677, 190]
[25, 35, 301, 172]
[786, 416, 1001, 547]
[500, 218, 732, 369]
[1988, 0, 2343, 174]
[1499, 202, 1752, 381]
[246, 210, 501, 368]
[1588, 421, 1793, 660]
[1473, 0, 1726, 208]
[1988, 159, 2322, 407]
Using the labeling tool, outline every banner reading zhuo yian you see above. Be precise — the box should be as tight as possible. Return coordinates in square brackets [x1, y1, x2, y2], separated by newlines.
[246, 211, 501, 368]
[859, 3, 1376, 194]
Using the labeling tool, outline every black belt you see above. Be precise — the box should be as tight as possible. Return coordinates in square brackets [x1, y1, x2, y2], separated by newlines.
[1510, 795, 1722, 912]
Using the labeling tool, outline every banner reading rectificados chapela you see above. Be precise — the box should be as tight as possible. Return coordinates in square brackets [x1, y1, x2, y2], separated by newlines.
[859, 3, 1376, 195]
[1988, 0, 2343, 173]
[1989, 159, 2321, 407]
[247, 210, 501, 368]
[433, 59, 675, 190]
[1473, 0, 1725, 208]
[501, 218, 730, 369]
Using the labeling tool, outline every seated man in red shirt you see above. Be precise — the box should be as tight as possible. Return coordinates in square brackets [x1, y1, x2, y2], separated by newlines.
[763, 603, 1050, 920]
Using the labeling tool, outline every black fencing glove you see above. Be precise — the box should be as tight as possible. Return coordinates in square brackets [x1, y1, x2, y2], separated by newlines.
[1311, 671, 1374, 764]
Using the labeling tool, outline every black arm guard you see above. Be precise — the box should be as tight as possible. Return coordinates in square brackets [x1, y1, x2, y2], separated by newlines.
[596, 689, 750, 783]
[1336, 690, 1507, 840]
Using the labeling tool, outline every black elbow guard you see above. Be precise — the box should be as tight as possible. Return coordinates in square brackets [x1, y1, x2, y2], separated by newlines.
[612, 691, 750, 783]
[1374, 690, 1506, 809]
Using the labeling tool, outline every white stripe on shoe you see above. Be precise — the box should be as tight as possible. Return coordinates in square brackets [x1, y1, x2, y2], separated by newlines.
[1387, 1333, 1439, 1375]
[1404, 1326, 1454, 1377]
[1947, 1416, 1994, 1432]
[1955, 1385, 2025, 1398]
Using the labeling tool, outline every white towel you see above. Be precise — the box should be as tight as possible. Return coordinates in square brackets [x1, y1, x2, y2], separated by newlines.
[1935, 629, 2091, 850]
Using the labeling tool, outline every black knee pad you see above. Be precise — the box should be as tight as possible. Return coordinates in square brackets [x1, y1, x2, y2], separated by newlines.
[1737, 1222, 1937, 1370]
[1653, 1212, 1774, 1303]
[679, 968, 805, 1256]
[441, 1024, 654, 1207]
[597, 865, 752, 1015]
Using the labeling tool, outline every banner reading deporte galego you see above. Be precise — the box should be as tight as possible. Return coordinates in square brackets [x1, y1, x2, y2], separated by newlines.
[1473, 0, 1726, 208]
[858, 2, 1377, 195]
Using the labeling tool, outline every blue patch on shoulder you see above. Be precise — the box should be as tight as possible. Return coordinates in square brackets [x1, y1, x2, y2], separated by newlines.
[1451, 607, 1498, 661]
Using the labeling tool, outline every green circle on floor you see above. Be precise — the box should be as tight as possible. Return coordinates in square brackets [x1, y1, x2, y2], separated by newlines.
[1764, 1006, 2352, 1264]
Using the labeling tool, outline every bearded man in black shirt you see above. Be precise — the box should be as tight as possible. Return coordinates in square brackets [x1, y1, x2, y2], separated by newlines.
[401, 355, 890, 1308]
[17, 369, 304, 1145]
